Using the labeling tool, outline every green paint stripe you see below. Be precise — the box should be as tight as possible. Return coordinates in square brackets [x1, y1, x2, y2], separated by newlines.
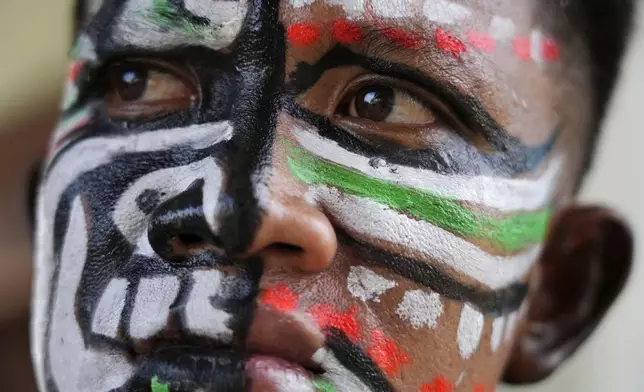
[150, 0, 207, 35]
[151, 376, 170, 392]
[286, 143, 550, 252]
[313, 379, 339, 392]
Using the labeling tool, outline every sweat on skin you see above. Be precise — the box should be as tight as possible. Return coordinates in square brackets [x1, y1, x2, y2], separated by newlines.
[30, 0, 591, 391]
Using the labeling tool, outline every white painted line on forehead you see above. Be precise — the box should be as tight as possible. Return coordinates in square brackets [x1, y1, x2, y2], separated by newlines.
[130, 275, 181, 339]
[396, 290, 444, 329]
[531, 29, 544, 65]
[293, 128, 562, 212]
[423, 0, 472, 25]
[489, 16, 515, 40]
[184, 270, 234, 341]
[457, 304, 484, 359]
[325, 0, 366, 18]
[371, 0, 415, 18]
[112, 0, 248, 51]
[92, 278, 129, 338]
[347, 266, 397, 302]
[316, 188, 542, 289]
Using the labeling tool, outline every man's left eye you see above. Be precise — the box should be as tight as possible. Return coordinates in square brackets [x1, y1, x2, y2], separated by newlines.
[103, 60, 197, 121]
[342, 84, 435, 125]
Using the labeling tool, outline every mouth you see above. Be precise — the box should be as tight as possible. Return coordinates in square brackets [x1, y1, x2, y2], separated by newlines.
[121, 346, 330, 392]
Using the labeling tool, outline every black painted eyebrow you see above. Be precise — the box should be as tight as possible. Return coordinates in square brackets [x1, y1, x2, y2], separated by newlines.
[287, 45, 515, 151]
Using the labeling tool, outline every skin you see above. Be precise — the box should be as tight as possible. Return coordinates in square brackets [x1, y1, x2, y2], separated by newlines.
[31, 0, 633, 391]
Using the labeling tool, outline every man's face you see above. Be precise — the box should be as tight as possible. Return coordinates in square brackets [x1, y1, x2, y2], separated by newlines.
[32, 0, 589, 391]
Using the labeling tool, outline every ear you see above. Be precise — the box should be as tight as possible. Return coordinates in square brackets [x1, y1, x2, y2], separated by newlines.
[503, 206, 633, 384]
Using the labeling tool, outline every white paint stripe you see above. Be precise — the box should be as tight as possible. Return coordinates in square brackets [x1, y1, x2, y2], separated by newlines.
[457, 304, 484, 359]
[47, 198, 134, 392]
[423, 0, 471, 25]
[129, 276, 180, 339]
[372, 0, 415, 18]
[92, 278, 128, 338]
[312, 348, 369, 392]
[504, 311, 519, 342]
[114, 0, 247, 51]
[316, 188, 542, 289]
[396, 290, 444, 329]
[347, 266, 396, 303]
[530, 29, 544, 64]
[489, 16, 515, 40]
[293, 128, 562, 212]
[184, 270, 233, 341]
[113, 157, 223, 244]
[490, 317, 505, 352]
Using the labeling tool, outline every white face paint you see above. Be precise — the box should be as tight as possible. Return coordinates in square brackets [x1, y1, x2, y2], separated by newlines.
[91, 278, 129, 338]
[457, 304, 484, 359]
[396, 290, 444, 329]
[129, 276, 180, 340]
[422, 0, 471, 25]
[184, 270, 234, 341]
[347, 266, 397, 303]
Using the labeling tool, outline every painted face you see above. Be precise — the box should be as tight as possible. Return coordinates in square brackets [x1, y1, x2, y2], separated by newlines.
[32, 0, 591, 391]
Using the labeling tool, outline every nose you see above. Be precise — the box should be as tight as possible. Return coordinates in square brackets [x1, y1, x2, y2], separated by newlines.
[244, 197, 337, 273]
[147, 181, 337, 272]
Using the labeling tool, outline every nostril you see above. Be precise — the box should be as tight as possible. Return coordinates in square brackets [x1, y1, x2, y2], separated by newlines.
[177, 233, 206, 246]
[265, 242, 304, 254]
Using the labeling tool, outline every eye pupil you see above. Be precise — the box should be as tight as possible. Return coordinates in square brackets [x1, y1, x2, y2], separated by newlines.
[114, 66, 148, 101]
[354, 86, 395, 122]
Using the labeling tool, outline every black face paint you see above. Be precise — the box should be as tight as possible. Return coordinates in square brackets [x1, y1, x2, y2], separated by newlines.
[284, 45, 559, 177]
[340, 231, 528, 317]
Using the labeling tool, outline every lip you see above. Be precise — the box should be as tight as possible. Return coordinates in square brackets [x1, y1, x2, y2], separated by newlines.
[121, 303, 329, 391]
[123, 346, 324, 392]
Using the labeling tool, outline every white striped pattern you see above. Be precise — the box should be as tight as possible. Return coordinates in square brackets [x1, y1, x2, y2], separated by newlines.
[314, 187, 542, 289]
[129, 275, 180, 339]
[292, 128, 562, 212]
[92, 278, 128, 338]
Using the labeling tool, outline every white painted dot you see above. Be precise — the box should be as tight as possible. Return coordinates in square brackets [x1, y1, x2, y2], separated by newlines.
[396, 290, 443, 329]
[347, 266, 396, 303]
[457, 304, 484, 359]
[423, 0, 471, 25]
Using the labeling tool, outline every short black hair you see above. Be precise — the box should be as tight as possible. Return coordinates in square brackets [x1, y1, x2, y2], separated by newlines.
[561, 0, 636, 177]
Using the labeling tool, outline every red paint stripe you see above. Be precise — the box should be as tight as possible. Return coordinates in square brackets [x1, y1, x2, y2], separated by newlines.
[307, 304, 361, 341]
[513, 37, 532, 61]
[467, 31, 495, 53]
[259, 284, 299, 312]
[542, 38, 560, 61]
[367, 329, 410, 376]
[380, 26, 424, 49]
[435, 29, 467, 58]
[420, 376, 455, 392]
[68, 62, 83, 83]
[287, 23, 322, 47]
[331, 19, 363, 44]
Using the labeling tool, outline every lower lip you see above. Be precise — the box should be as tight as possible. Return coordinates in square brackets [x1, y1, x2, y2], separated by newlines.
[134, 348, 335, 392]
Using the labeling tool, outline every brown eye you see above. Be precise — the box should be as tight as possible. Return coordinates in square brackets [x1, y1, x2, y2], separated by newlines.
[104, 60, 197, 121]
[345, 84, 435, 125]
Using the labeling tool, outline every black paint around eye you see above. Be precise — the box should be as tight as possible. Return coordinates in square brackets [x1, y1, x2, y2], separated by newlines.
[112, 64, 148, 101]
[353, 85, 395, 122]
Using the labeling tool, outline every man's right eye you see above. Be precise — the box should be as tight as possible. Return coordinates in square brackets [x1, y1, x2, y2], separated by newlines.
[103, 60, 198, 121]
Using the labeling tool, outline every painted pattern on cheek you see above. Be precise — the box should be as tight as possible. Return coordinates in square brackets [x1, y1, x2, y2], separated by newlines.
[420, 376, 455, 392]
[259, 284, 300, 312]
[366, 330, 410, 377]
[308, 304, 361, 341]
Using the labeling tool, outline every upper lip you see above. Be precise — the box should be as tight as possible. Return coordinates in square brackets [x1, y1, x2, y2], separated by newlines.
[131, 301, 326, 373]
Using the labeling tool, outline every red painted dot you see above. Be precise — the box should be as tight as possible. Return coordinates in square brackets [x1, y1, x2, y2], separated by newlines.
[259, 284, 299, 312]
[473, 385, 489, 392]
[331, 19, 362, 44]
[381, 26, 424, 49]
[68, 62, 83, 83]
[513, 37, 532, 61]
[435, 29, 467, 58]
[287, 23, 322, 47]
[308, 304, 361, 341]
[542, 38, 560, 61]
[420, 376, 455, 392]
[467, 31, 495, 53]
[367, 329, 410, 377]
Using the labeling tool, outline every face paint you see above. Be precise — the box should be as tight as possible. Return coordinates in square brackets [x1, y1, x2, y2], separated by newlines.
[34, 0, 576, 391]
